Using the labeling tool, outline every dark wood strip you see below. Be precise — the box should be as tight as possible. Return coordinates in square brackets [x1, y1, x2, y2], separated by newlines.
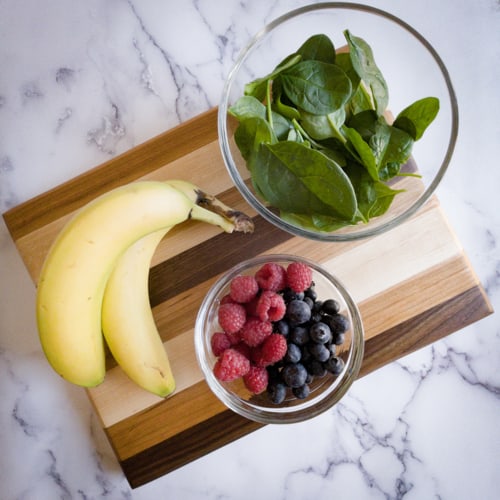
[148, 215, 292, 307]
[116, 284, 493, 488]
[359, 285, 493, 377]
[2, 108, 219, 240]
[120, 410, 262, 488]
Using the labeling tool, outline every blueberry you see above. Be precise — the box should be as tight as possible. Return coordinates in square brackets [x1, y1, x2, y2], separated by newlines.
[275, 319, 290, 337]
[283, 289, 304, 302]
[312, 299, 323, 313]
[309, 343, 330, 362]
[328, 313, 350, 334]
[267, 381, 287, 404]
[328, 343, 336, 356]
[282, 363, 308, 388]
[303, 296, 315, 310]
[292, 384, 310, 399]
[300, 344, 312, 363]
[286, 299, 311, 324]
[304, 286, 317, 301]
[309, 322, 332, 344]
[285, 343, 302, 363]
[307, 359, 327, 377]
[266, 364, 281, 383]
[322, 298, 340, 315]
[290, 325, 310, 346]
[325, 355, 345, 375]
[333, 332, 346, 345]
[311, 311, 323, 323]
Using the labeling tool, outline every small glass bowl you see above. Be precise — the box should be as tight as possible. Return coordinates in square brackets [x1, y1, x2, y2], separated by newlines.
[218, 3, 458, 241]
[194, 254, 364, 424]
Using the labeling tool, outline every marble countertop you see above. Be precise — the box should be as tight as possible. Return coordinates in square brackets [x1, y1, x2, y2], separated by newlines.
[1, 1, 499, 498]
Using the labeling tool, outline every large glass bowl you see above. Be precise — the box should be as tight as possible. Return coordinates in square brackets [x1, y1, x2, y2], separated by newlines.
[194, 254, 364, 424]
[218, 3, 458, 241]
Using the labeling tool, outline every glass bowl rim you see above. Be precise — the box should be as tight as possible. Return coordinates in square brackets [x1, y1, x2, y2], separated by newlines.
[194, 253, 365, 424]
[218, 1, 459, 242]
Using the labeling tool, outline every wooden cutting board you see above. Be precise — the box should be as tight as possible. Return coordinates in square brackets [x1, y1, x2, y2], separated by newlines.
[2, 107, 493, 488]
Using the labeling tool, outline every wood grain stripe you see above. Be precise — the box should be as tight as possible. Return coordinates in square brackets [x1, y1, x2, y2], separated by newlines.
[148, 215, 291, 307]
[359, 285, 492, 376]
[120, 409, 262, 489]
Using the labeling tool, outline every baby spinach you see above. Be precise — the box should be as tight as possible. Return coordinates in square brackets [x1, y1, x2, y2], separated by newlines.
[252, 141, 357, 220]
[230, 31, 439, 233]
[343, 30, 388, 116]
[393, 97, 440, 140]
[296, 34, 336, 64]
[279, 60, 352, 115]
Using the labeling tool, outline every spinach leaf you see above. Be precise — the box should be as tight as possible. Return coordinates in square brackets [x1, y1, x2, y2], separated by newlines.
[344, 30, 388, 115]
[343, 126, 379, 181]
[393, 97, 440, 140]
[273, 85, 301, 121]
[335, 52, 372, 116]
[244, 53, 302, 101]
[253, 141, 357, 219]
[370, 118, 414, 171]
[234, 116, 277, 163]
[300, 107, 346, 141]
[296, 34, 336, 63]
[346, 162, 402, 220]
[379, 162, 401, 181]
[279, 60, 352, 115]
[229, 95, 290, 139]
[281, 211, 357, 232]
[346, 109, 378, 141]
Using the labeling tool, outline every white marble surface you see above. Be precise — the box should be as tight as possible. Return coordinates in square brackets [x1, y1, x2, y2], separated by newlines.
[1, 0, 499, 498]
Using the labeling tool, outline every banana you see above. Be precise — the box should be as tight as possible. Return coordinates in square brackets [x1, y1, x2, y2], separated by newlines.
[100, 180, 254, 397]
[36, 180, 252, 387]
[101, 227, 175, 396]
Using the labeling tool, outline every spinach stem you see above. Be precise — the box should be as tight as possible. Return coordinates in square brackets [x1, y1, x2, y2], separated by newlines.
[326, 115, 347, 144]
[292, 119, 323, 149]
[266, 80, 274, 129]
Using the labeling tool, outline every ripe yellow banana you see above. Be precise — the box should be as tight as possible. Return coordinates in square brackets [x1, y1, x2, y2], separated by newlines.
[36, 180, 252, 387]
[100, 179, 254, 397]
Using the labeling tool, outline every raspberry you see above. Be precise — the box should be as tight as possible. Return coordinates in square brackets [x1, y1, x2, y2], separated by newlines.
[244, 295, 260, 317]
[255, 262, 287, 292]
[213, 348, 250, 382]
[250, 345, 265, 366]
[230, 275, 259, 303]
[218, 302, 246, 335]
[286, 262, 313, 293]
[243, 365, 269, 394]
[232, 341, 252, 360]
[256, 291, 286, 322]
[239, 317, 272, 347]
[225, 329, 241, 345]
[260, 333, 287, 365]
[210, 331, 232, 356]
[220, 294, 235, 305]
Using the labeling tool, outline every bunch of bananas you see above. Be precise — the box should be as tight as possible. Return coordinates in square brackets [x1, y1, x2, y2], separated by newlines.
[36, 179, 253, 397]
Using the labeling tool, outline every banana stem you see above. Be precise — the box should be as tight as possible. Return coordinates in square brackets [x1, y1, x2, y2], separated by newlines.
[189, 204, 239, 233]
[165, 179, 254, 234]
[193, 188, 254, 234]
